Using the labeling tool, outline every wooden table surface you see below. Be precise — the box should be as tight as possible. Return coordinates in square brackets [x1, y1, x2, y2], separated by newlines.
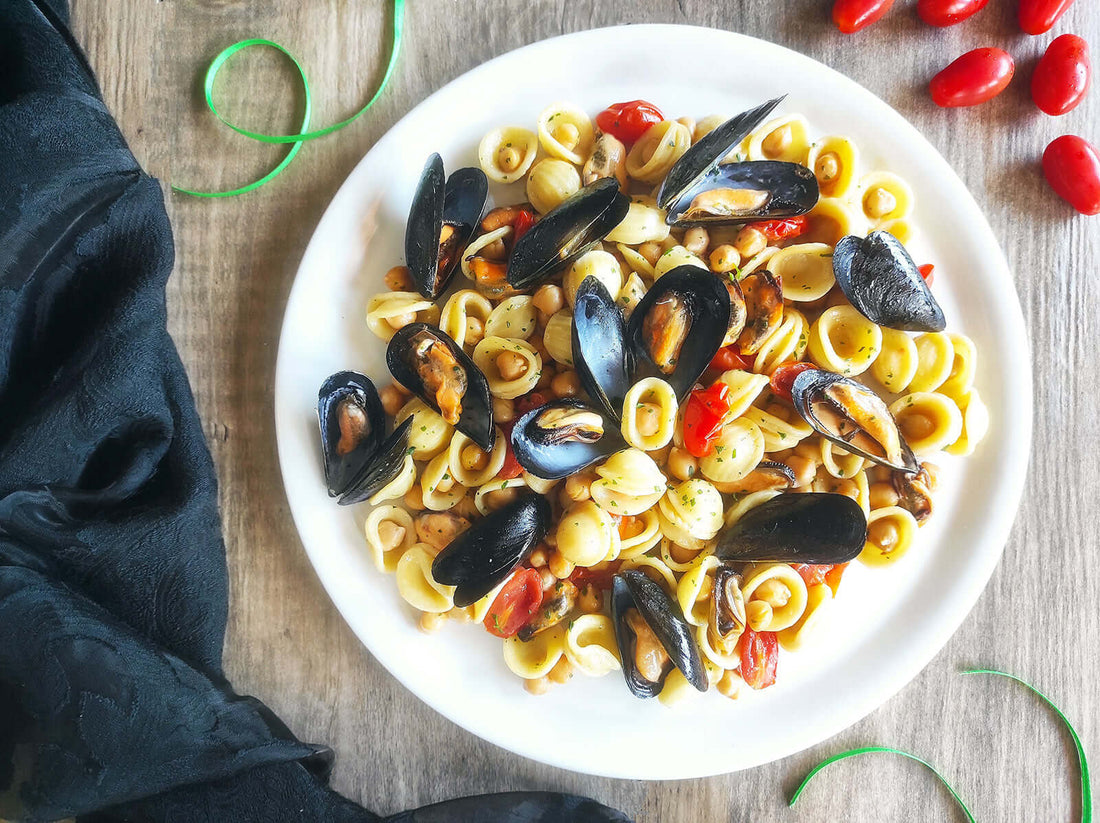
[69, 1, 1098, 820]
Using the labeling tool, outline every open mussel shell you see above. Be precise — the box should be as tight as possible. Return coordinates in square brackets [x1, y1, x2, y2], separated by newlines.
[612, 570, 707, 699]
[664, 161, 819, 228]
[511, 399, 628, 480]
[626, 266, 731, 401]
[832, 231, 945, 332]
[791, 369, 919, 473]
[507, 178, 630, 291]
[432, 493, 552, 607]
[405, 154, 488, 300]
[386, 323, 495, 451]
[716, 493, 868, 564]
[572, 275, 633, 420]
[339, 417, 413, 506]
[657, 96, 784, 211]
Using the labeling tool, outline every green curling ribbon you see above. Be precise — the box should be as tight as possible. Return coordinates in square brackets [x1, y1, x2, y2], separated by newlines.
[172, 0, 405, 198]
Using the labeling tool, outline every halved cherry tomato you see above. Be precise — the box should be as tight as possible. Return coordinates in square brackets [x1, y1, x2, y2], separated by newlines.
[748, 216, 809, 241]
[569, 560, 622, 591]
[824, 563, 848, 595]
[792, 563, 834, 588]
[833, 0, 896, 33]
[1043, 135, 1100, 215]
[1019, 0, 1076, 35]
[769, 362, 818, 402]
[930, 48, 1015, 107]
[709, 345, 751, 372]
[484, 567, 543, 638]
[918, 263, 935, 286]
[596, 100, 665, 145]
[515, 391, 551, 415]
[1032, 34, 1091, 116]
[917, 0, 989, 26]
[739, 628, 779, 690]
[682, 382, 732, 457]
[494, 421, 524, 480]
[512, 209, 536, 242]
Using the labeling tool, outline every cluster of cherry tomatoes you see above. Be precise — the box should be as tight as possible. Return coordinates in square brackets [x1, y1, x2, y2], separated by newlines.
[832, 0, 1098, 216]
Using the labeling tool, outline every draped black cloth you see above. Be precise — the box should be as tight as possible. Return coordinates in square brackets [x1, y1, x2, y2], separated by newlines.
[0, 2, 630, 821]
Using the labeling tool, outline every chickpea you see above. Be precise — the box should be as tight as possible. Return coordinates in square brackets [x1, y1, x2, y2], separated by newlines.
[497, 145, 522, 174]
[830, 478, 860, 500]
[481, 205, 524, 232]
[793, 437, 821, 460]
[635, 402, 663, 437]
[529, 546, 549, 568]
[496, 350, 529, 382]
[532, 284, 565, 316]
[578, 583, 602, 614]
[716, 669, 743, 700]
[524, 676, 551, 695]
[869, 481, 900, 510]
[384, 265, 414, 291]
[638, 241, 663, 266]
[734, 226, 767, 259]
[864, 186, 897, 220]
[386, 311, 416, 331]
[547, 549, 575, 580]
[667, 447, 698, 481]
[538, 567, 557, 591]
[453, 493, 479, 520]
[869, 519, 899, 551]
[659, 234, 680, 254]
[379, 384, 407, 417]
[544, 531, 558, 548]
[709, 244, 742, 274]
[815, 151, 840, 183]
[763, 402, 789, 421]
[484, 486, 518, 510]
[746, 599, 773, 631]
[565, 471, 594, 502]
[460, 444, 489, 472]
[492, 396, 515, 423]
[784, 455, 817, 488]
[465, 316, 485, 348]
[762, 125, 793, 158]
[551, 370, 582, 398]
[548, 655, 575, 684]
[376, 520, 407, 552]
[419, 611, 445, 633]
[684, 227, 710, 257]
[558, 486, 576, 510]
[867, 464, 892, 484]
[403, 485, 425, 512]
[668, 543, 700, 565]
[755, 579, 791, 608]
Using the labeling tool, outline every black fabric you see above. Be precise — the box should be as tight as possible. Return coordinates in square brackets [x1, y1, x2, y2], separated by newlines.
[0, 2, 630, 822]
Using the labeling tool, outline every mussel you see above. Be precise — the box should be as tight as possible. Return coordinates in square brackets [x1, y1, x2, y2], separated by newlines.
[510, 399, 628, 480]
[709, 565, 746, 657]
[572, 275, 633, 420]
[406, 154, 488, 300]
[386, 323, 495, 451]
[518, 580, 578, 641]
[832, 231, 945, 332]
[721, 461, 796, 493]
[791, 369, 919, 473]
[736, 270, 784, 355]
[626, 266, 732, 400]
[432, 493, 552, 607]
[612, 570, 707, 699]
[893, 463, 935, 523]
[317, 371, 412, 505]
[507, 178, 630, 291]
[715, 493, 868, 564]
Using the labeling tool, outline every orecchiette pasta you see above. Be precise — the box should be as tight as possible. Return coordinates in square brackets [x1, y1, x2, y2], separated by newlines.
[625, 120, 691, 183]
[777, 583, 833, 652]
[526, 158, 581, 214]
[474, 477, 526, 516]
[536, 102, 594, 165]
[477, 126, 538, 184]
[939, 333, 977, 397]
[440, 289, 493, 349]
[447, 428, 507, 487]
[542, 311, 574, 365]
[752, 308, 808, 375]
[460, 226, 511, 279]
[742, 406, 813, 452]
[364, 505, 416, 572]
[484, 296, 538, 340]
[621, 377, 677, 451]
[714, 370, 770, 422]
[699, 419, 765, 483]
[909, 332, 954, 392]
[616, 509, 663, 559]
[564, 249, 623, 307]
[859, 171, 914, 225]
[606, 197, 671, 245]
[503, 624, 566, 679]
[872, 327, 919, 393]
[557, 499, 620, 567]
[366, 291, 435, 341]
[657, 479, 725, 549]
[771, 243, 836, 302]
[395, 544, 455, 613]
[616, 243, 656, 279]
[617, 272, 648, 317]
[395, 398, 452, 460]
[807, 304, 883, 376]
[741, 564, 808, 632]
[420, 451, 465, 511]
[368, 454, 417, 505]
[724, 490, 782, 528]
[889, 392, 964, 455]
[859, 506, 920, 566]
[473, 336, 542, 399]
[802, 197, 860, 247]
[806, 135, 858, 199]
[654, 244, 707, 278]
[564, 614, 621, 677]
[944, 386, 989, 457]
[819, 440, 864, 480]
[589, 449, 667, 516]
[620, 554, 678, 593]
[677, 554, 722, 627]
[659, 536, 710, 573]
[748, 115, 811, 164]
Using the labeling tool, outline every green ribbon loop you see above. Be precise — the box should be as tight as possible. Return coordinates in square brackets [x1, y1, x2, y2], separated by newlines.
[172, 0, 405, 198]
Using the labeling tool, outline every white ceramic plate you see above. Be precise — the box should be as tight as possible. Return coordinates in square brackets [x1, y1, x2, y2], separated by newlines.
[274, 25, 1031, 779]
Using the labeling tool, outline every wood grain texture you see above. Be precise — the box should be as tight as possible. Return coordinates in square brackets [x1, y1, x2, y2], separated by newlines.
[68, 1, 1098, 820]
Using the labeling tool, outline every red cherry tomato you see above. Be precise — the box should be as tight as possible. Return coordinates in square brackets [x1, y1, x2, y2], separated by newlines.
[682, 382, 733, 458]
[709, 345, 751, 372]
[1019, 0, 1076, 35]
[824, 563, 848, 595]
[1032, 34, 1091, 116]
[917, 0, 989, 26]
[792, 563, 835, 588]
[930, 48, 1015, 107]
[595, 100, 665, 145]
[515, 391, 551, 415]
[483, 568, 543, 638]
[512, 209, 536, 242]
[833, 0, 896, 33]
[769, 362, 818, 402]
[918, 263, 935, 286]
[747, 216, 809, 242]
[1043, 135, 1100, 215]
[568, 560, 622, 591]
[739, 628, 779, 690]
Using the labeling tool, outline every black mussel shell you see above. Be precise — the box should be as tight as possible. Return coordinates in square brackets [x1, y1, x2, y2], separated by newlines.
[612, 570, 707, 699]
[507, 178, 630, 291]
[832, 231, 945, 332]
[511, 399, 628, 480]
[715, 493, 868, 564]
[572, 275, 633, 420]
[317, 371, 385, 497]
[339, 417, 413, 506]
[665, 161, 819, 228]
[626, 266, 731, 401]
[657, 96, 784, 212]
[791, 369, 919, 473]
[385, 323, 495, 451]
[432, 493, 552, 607]
[405, 156, 488, 300]
[737, 269, 785, 356]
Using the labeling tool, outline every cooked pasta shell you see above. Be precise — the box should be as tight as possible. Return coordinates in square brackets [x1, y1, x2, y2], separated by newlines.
[537, 102, 594, 165]
[625, 120, 691, 185]
[748, 115, 812, 165]
[770, 242, 836, 302]
[806, 136, 858, 199]
[526, 158, 582, 215]
[806, 305, 883, 377]
[858, 171, 914, 226]
[477, 126, 538, 184]
[889, 392, 964, 455]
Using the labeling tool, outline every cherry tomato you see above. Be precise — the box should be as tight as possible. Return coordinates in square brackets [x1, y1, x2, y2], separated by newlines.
[1043, 135, 1100, 215]
[739, 628, 779, 690]
[515, 391, 551, 415]
[497, 442, 524, 480]
[512, 209, 536, 242]
[792, 563, 834, 588]
[709, 345, 751, 372]
[833, 0, 896, 33]
[918, 263, 935, 286]
[484, 567, 543, 638]
[930, 48, 1015, 107]
[596, 100, 665, 145]
[917, 0, 989, 26]
[1032, 34, 1091, 116]
[769, 362, 818, 402]
[824, 563, 848, 595]
[682, 382, 732, 457]
[748, 216, 809, 241]
[1019, 0, 1076, 35]
[568, 560, 622, 591]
